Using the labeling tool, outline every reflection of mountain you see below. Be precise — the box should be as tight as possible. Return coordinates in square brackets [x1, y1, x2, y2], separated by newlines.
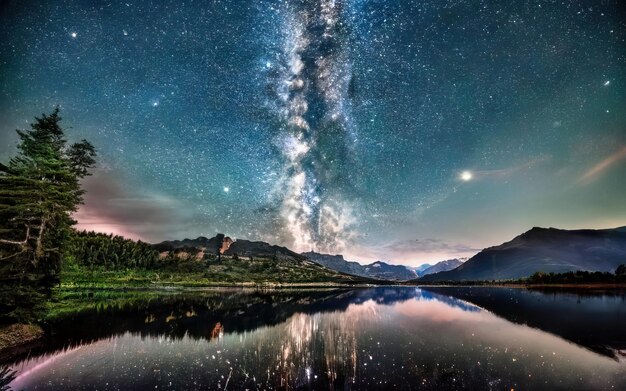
[420, 226, 626, 281]
[423, 286, 626, 359]
[6, 288, 419, 364]
[415, 289, 481, 313]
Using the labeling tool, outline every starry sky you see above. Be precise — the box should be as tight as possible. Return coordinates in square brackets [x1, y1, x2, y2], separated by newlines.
[1, 0, 624, 265]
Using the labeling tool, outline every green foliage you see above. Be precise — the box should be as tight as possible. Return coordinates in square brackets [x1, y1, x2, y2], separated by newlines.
[66, 230, 161, 270]
[0, 109, 96, 323]
[527, 269, 626, 284]
[0, 108, 96, 274]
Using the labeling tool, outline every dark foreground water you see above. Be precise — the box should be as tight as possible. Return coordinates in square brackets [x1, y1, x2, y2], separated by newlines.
[4, 287, 626, 390]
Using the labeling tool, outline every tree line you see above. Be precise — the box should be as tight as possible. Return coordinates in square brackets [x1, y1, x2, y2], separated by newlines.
[65, 231, 161, 270]
[65, 230, 209, 271]
[526, 267, 626, 284]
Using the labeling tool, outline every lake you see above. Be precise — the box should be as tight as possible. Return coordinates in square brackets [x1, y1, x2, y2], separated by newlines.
[3, 287, 626, 390]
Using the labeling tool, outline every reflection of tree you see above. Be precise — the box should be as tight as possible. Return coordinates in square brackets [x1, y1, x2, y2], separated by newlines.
[0, 366, 17, 391]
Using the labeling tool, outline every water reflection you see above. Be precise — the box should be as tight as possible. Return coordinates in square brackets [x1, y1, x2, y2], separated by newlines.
[423, 286, 626, 359]
[5, 287, 626, 390]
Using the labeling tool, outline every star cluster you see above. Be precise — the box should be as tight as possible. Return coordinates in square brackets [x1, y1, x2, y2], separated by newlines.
[0, 0, 624, 264]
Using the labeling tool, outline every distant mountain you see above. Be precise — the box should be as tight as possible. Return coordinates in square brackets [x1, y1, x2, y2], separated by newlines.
[411, 263, 432, 276]
[419, 226, 626, 282]
[152, 235, 379, 284]
[420, 258, 466, 276]
[302, 252, 417, 281]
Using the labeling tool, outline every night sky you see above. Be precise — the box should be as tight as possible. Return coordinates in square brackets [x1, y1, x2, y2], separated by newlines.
[1, 0, 624, 265]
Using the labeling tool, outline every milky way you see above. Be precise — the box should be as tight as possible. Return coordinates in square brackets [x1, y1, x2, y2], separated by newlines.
[266, 0, 358, 253]
[0, 0, 624, 264]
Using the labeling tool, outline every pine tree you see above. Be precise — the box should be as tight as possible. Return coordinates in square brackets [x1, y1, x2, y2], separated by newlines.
[0, 108, 96, 279]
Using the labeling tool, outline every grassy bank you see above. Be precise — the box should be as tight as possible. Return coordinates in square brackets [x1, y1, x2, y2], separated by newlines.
[60, 257, 377, 289]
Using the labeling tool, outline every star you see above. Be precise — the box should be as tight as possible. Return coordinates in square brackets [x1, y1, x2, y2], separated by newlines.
[223, 187, 230, 193]
[70, 32, 77, 38]
[460, 171, 473, 182]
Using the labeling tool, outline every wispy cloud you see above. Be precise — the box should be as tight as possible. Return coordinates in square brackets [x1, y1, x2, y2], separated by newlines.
[383, 238, 480, 255]
[74, 170, 193, 242]
[577, 146, 626, 186]
[468, 155, 550, 181]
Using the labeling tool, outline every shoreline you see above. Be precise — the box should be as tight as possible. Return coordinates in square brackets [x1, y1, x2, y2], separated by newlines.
[411, 283, 626, 289]
[56, 281, 626, 291]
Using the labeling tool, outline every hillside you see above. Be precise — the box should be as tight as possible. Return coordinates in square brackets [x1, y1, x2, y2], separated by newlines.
[419, 226, 626, 282]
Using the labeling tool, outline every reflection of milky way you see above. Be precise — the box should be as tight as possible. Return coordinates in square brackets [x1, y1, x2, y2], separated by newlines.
[267, 0, 357, 252]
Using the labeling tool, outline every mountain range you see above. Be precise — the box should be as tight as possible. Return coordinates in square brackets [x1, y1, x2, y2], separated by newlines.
[301, 252, 418, 281]
[152, 226, 626, 283]
[419, 226, 626, 282]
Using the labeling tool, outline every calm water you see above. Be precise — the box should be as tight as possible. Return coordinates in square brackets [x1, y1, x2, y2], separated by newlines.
[3, 287, 626, 390]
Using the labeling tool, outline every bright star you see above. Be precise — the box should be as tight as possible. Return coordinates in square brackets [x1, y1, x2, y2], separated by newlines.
[70, 32, 77, 38]
[460, 171, 473, 181]
[223, 187, 230, 193]
[603, 80, 610, 86]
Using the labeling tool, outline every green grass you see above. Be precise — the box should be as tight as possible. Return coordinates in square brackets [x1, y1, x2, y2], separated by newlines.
[45, 288, 181, 320]
[60, 257, 374, 289]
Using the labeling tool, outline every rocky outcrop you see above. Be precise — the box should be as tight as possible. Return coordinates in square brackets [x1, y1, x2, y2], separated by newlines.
[153, 235, 306, 262]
